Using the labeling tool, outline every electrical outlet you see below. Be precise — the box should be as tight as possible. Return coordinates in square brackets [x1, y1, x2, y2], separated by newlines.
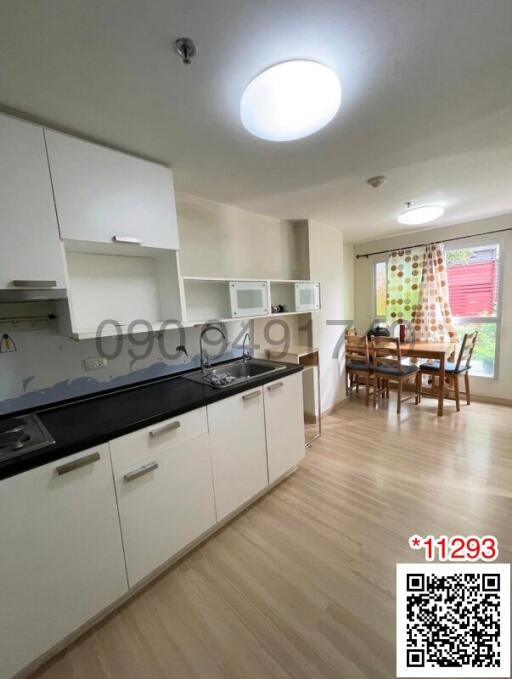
[84, 356, 107, 371]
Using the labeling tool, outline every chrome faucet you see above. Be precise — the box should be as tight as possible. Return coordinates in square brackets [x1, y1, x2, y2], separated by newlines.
[199, 326, 227, 375]
[242, 332, 251, 362]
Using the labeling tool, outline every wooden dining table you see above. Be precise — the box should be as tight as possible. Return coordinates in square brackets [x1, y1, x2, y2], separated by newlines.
[397, 341, 456, 416]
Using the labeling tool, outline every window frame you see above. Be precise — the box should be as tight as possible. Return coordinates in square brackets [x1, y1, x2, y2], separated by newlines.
[372, 258, 388, 321]
[445, 236, 504, 380]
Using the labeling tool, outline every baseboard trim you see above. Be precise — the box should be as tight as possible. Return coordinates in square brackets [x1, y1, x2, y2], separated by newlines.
[361, 378, 512, 408]
[321, 397, 350, 417]
[470, 394, 512, 407]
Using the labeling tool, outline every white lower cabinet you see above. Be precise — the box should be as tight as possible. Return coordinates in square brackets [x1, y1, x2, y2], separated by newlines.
[0, 373, 306, 676]
[264, 372, 306, 483]
[0, 445, 127, 679]
[109, 408, 217, 587]
[208, 387, 269, 521]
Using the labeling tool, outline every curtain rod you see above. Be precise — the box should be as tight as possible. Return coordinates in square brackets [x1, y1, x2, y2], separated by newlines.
[355, 226, 512, 259]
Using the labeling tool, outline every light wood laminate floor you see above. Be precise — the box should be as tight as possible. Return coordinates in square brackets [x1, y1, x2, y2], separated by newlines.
[33, 399, 512, 679]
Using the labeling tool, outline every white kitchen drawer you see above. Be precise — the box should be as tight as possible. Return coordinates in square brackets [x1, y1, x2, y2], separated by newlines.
[111, 430, 216, 587]
[110, 407, 208, 473]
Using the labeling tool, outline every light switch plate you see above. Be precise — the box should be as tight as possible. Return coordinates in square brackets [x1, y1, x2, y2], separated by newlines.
[84, 356, 107, 371]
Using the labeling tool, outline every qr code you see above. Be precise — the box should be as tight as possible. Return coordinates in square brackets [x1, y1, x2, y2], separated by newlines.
[397, 564, 510, 677]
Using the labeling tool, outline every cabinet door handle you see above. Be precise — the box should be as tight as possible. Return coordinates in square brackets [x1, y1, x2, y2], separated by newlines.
[56, 452, 100, 475]
[242, 390, 261, 401]
[124, 461, 158, 482]
[149, 421, 180, 438]
[11, 280, 57, 288]
[267, 381, 284, 391]
[112, 235, 143, 245]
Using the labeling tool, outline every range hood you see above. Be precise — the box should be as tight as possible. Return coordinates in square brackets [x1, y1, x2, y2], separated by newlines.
[0, 281, 67, 302]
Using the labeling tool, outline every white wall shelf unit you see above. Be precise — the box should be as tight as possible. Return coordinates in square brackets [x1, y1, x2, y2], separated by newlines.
[181, 278, 233, 324]
[181, 277, 320, 325]
[62, 240, 184, 340]
[269, 280, 321, 314]
[182, 277, 269, 324]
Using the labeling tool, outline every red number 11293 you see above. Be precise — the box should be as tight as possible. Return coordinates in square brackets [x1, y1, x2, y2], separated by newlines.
[408, 534, 499, 561]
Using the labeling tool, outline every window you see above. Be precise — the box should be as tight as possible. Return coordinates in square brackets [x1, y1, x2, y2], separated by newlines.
[374, 260, 387, 319]
[446, 244, 501, 378]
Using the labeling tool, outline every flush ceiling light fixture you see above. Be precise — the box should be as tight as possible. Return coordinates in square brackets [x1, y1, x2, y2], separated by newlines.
[398, 203, 445, 225]
[240, 60, 341, 141]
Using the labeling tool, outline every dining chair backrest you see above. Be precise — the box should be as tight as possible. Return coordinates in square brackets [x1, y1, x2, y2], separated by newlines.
[455, 331, 478, 371]
[346, 327, 358, 337]
[345, 334, 370, 366]
[370, 336, 402, 369]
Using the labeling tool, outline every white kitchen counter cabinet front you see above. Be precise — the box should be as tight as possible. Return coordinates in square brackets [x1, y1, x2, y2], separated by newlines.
[207, 387, 269, 520]
[0, 445, 127, 679]
[109, 408, 217, 587]
[0, 367, 305, 677]
[264, 372, 306, 483]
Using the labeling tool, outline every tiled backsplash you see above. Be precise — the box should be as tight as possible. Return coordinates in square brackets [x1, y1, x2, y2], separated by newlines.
[0, 323, 246, 415]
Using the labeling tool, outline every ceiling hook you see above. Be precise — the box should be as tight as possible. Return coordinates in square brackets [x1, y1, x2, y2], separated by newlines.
[174, 37, 197, 65]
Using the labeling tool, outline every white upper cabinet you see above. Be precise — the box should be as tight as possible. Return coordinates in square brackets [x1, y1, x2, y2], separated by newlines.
[229, 280, 269, 317]
[263, 372, 305, 483]
[0, 115, 66, 291]
[44, 129, 179, 250]
[294, 282, 321, 311]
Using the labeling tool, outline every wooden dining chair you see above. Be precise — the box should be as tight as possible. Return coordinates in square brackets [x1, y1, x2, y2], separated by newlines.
[418, 331, 478, 412]
[345, 333, 373, 405]
[370, 337, 419, 414]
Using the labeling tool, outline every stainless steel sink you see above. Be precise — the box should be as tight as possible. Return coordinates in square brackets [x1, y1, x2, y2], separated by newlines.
[184, 359, 286, 389]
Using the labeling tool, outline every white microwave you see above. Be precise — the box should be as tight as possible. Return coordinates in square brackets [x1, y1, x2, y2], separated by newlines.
[295, 282, 320, 311]
[229, 281, 269, 318]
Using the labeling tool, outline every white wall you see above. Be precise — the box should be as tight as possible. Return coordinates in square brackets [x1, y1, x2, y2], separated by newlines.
[343, 241, 355, 320]
[353, 214, 512, 400]
[248, 217, 353, 414]
[308, 220, 348, 412]
[176, 192, 307, 280]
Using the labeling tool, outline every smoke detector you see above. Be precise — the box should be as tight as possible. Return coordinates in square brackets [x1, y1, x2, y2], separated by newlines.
[174, 37, 197, 65]
[367, 175, 386, 189]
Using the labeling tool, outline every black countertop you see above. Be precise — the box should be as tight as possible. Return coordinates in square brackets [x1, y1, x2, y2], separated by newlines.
[0, 361, 303, 481]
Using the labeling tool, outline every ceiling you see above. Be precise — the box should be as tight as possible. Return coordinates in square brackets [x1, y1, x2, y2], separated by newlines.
[1, 0, 512, 242]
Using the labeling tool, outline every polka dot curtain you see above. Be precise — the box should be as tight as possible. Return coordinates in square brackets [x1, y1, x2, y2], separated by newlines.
[412, 243, 457, 342]
[386, 247, 425, 325]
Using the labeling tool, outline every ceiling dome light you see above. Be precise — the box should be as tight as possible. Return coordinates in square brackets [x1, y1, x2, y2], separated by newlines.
[240, 60, 341, 142]
[398, 205, 445, 225]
